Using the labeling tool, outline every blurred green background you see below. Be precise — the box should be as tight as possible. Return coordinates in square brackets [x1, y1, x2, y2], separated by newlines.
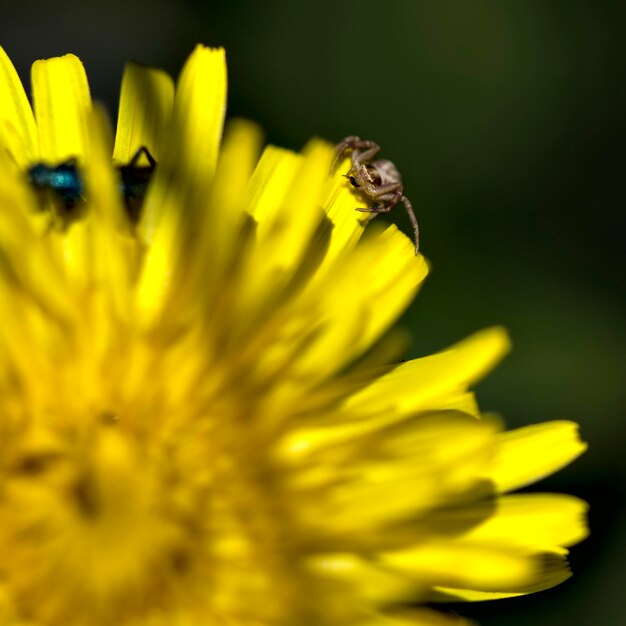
[2, 1, 624, 624]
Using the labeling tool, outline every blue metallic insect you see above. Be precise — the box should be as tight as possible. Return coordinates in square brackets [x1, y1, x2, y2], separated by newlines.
[27, 146, 156, 221]
[28, 159, 84, 208]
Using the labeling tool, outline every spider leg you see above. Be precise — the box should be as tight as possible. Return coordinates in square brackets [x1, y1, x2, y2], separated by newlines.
[353, 180, 401, 199]
[353, 185, 400, 214]
[356, 192, 420, 254]
[401, 195, 420, 254]
[332, 136, 380, 172]
[370, 183, 403, 198]
[355, 203, 394, 214]
[333, 136, 359, 172]
[352, 145, 380, 167]
[348, 138, 380, 151]
[335, 135, 361, 151]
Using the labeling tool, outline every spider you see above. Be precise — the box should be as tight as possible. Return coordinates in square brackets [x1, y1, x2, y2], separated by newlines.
[333, 135, 420, 254]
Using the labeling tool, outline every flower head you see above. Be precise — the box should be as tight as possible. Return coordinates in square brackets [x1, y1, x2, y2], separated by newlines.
[0, 45, 587, 626]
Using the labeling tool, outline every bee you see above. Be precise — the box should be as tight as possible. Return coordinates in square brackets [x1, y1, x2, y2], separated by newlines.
[333, 136, 419, 254]
[27, 146, 156, 222]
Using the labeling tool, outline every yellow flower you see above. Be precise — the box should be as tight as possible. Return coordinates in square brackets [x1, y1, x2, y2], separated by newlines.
[0, 45, 587, 626]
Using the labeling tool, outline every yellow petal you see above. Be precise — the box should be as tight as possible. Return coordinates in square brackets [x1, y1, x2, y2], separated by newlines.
[31, 54, 92, 162]
[0, 172, 73, 325]
[345, 327, 510, 418]
[138, 45, 226, 242]
[432, 551, 572, 601]
[113, 62, 174, 164]
[81, 105, 135, 318]
[450, 493, 589, 550]
[0, 46, 37, 164]
[291, 225, 428, 379]
[323, 155, 370, 259]
[233, 145, 305, 313]
[167, 118, 263, 313]
[361, 609, 474, 626]
[135, 47, 227, 324]
[491, 421, 587, 493]
[199, 118, 263, 274]
[383, 542, 535, 591]
[172, 44, 226, 179]
[247, 145, 303, 226]
[305, 553, 417, 605]
[284, 413, 499, 534]
[248, 139, 331, 272]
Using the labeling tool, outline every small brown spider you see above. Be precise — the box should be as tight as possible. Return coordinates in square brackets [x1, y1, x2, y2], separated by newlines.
[333, 135, 420, 254]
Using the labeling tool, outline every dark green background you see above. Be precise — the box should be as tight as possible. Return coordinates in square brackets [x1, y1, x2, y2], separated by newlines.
[2, 1, 625, 624]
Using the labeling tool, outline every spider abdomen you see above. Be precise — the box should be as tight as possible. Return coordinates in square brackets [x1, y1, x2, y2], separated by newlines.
[372, 159, 402, 186]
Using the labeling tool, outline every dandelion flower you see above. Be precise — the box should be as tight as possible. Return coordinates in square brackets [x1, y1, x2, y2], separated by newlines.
[0, 45, 587, 626]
